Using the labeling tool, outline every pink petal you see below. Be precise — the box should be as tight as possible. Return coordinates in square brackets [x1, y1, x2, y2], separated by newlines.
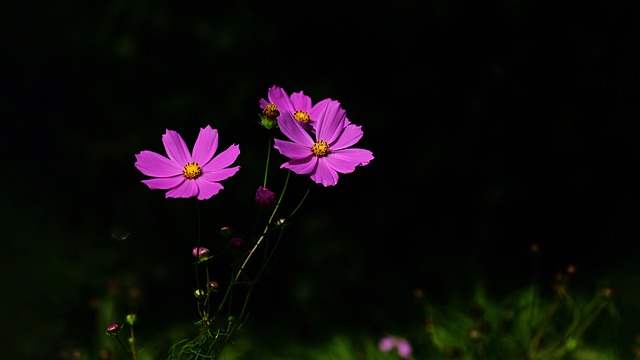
[396, 339, 412, 358]
[316, 101, 347, 144]
[308, 98, 333, 128]
[135, 151, 182, 177]
[192, 125, 218, 164]
[203, 144, 240, 170]
[331, 123, 364, 150]
[378, 337, 395, 352]
[274, 139, 312, 160]
[311, 159, 340, 186]
[165, 180, 198, 198]
[162, 130, 191, 164]
[290, 91, 312, 112]
[268, 86, 293, 112]
[202, 166, 240, 182]
[194, 179, 224, 200]
[141, 176, 185, 190]
[277, 111, 314, 146]
[281, 156, 317, 175]
[325, 148, 374, 173]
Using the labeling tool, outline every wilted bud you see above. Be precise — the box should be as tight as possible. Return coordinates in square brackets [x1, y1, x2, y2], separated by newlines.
[192, 246, 210, 260]
[255, 186, 276, 210]
[125, 314, 137, 325]
[105, 322, 121, 335]
[230, 237, 247, 250]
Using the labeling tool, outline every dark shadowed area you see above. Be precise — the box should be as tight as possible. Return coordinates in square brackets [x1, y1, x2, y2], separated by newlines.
[3, 0, 640, 358]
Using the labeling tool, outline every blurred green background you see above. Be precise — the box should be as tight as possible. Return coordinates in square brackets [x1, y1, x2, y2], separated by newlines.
[3, 0, 640, 358]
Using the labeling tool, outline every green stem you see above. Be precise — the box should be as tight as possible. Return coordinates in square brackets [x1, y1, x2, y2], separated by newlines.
[234, 171, 291, 282]
[263, 135, 271, 188]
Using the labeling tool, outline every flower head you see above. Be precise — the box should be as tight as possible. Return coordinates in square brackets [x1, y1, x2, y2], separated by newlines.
[259, 85, 331, 131]
[273, 100, 374, 187]
[134, 125, 240, 200]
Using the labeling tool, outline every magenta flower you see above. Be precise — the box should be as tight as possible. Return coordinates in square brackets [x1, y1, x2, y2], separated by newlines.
[134, 125, 240, 200]
[379, 335, 413, 359]
[273, 100, 373, 187]
[259, 85, 331, 131]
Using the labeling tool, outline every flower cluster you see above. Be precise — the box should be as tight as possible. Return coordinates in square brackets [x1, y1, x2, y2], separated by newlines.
[260, 85, 374, 187]
[110, 85, 373, 359]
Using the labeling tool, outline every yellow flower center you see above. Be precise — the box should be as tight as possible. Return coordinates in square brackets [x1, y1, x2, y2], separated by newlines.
[294, 110, 310, 123]
[262, 103, 279, 119]
[312, 140, 329, 157]
[183, 162, 202, 179]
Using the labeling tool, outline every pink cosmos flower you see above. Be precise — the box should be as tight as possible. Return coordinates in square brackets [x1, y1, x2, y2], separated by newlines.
[259, 85, 332, 131]
[134, 125, 240, 200]
[273, 100, 373, 187]
[379, 335, 413, 359]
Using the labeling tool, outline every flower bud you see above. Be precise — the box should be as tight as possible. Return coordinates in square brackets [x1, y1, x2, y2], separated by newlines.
[126, 314, 137, 325]
[192, 246, 210, 261]
[255, 186, 276, 210]
[230, 237, 247, 250]
[106, 322, 121, 335]
[259, 104, 279, 129]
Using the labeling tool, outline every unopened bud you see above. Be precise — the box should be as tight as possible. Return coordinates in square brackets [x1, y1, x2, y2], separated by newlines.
[192, 246, 210, 260]
[255, 186, 276, 210]
[194, 289, 205, 298]
[106, 322, 121, 335]
[126, 314, 136, 325]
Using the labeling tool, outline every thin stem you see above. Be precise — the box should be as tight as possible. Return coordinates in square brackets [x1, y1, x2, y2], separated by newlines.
[234, 171, 291, 283]
[129, 324, 137, 360]
[194, 200, 202, 292]
[263, 135, 272, 188]
[289, 184, 311, 218]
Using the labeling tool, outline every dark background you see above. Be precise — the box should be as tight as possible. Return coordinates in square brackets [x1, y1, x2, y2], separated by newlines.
[3, 0, 640, 358]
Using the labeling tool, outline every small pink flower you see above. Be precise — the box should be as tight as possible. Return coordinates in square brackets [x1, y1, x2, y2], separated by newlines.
[379, 334, 413, 359]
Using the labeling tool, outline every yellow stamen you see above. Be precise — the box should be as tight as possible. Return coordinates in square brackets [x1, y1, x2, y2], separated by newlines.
[312, 140, 329, 157]
[183, 162, 202, 179]
[294, 110, 311, 123]
[262, 103, 279, 119]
